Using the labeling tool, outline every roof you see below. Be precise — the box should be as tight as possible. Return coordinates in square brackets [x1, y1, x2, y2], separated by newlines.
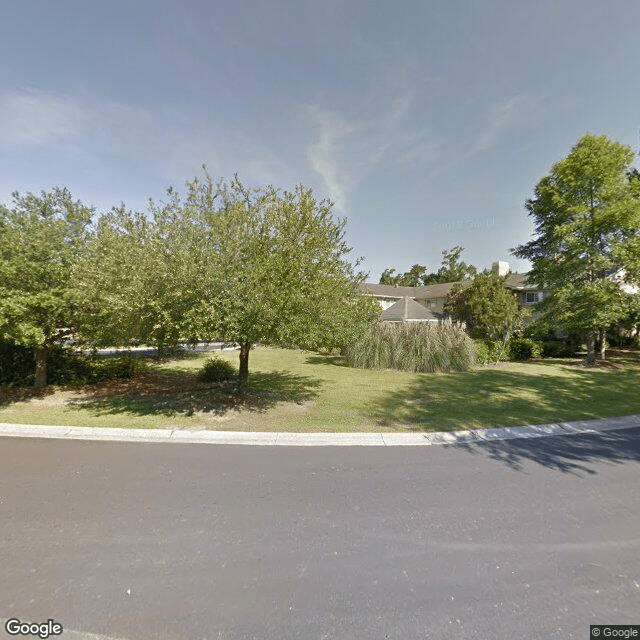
[504, 273, 547, 291]
[381, 297, 443, 322]
[362, 272, 547, 298]
[360, 281, 465, 299]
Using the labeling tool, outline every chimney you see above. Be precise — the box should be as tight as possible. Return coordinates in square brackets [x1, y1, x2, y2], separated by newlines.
[491, 261, 510, 277]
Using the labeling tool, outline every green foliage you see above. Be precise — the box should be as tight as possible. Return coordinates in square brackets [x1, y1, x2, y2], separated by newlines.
[0, 341, 148, 387]
[540, 341, 575, 358]
[508, 337, 542, 361]
[76, 202, 206, 351]
[345, 320, 476, 373]
[423, 246, 478, 284]
[0, 188, 94, 385]
[198, 356, 237, 383]
[379, 246, 477, 286]
[164, 173, 368, 387]
[473, 339, 510, 364]
[513, 133, 640, 360]
[444, 273, 527, 342]
[0, 341, 35, 386]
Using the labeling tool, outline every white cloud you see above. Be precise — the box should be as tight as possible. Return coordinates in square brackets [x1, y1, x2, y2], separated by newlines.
[305, 86, 440, 211]
[305, 106, 355, 211]
[0, 89, 93, 149]
[471, 95, 526, 155]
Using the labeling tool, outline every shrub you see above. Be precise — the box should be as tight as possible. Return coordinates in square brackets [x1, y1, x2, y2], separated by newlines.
[474, 340, 490, 365]
[0, 341, 35, 386]
[0, 341, 149, 386]
[474, 339, 510, 364]
[541, 340, 575, 358]
[198, 356, 237, 382]
[508, 337, 542, 361]
[345, 320, 475, 373]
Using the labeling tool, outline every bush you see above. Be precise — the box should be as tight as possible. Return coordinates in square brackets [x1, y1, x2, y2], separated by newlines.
[198, 356, 237, 382]
[473, 340, 490, 365]
[0, 341, 36, 386]
[345, 320, 476, 373]
[474, 339, 510, 364]
[0, 341, 149, 386]
[541, 340, 575, 358]
[508, 337, 542, 361]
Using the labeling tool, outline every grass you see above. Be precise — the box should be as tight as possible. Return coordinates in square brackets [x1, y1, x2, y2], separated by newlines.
[0, 346, 639, 432]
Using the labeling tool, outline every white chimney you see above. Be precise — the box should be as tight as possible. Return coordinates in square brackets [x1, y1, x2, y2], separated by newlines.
[491, 261, 510, 277]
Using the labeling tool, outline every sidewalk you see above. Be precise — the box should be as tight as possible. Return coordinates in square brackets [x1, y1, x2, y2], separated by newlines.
[1, 414, 639, 446]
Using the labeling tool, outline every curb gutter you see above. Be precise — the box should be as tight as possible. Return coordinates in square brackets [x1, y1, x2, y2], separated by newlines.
[1, 414, 640, 446]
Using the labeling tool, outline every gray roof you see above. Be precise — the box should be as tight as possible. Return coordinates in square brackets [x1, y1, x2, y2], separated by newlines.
[504, 273, 546, 291]
[362, 274, 546, 297]
[361, 281, 464, 299]
[381, 297, 442, 322]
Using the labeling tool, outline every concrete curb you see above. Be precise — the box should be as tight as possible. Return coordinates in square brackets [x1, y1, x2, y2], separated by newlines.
[1, 414, 640, 446]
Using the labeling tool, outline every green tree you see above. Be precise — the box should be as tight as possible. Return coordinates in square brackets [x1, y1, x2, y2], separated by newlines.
[378, 246, 476, 286]
[182, 175, 374, 388]
[513, 134, 640, 362]
[443, 273, 525, 351]
[0, 188, 93, 386]
[85, 173, 375, 389]
[424, 246, 477, 284]
[77, 198, 209, 352]
[379, 267, 398, 285]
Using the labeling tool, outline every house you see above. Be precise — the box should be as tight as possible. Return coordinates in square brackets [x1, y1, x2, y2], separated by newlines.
[361, 261, 548, 323]
[360, 281, 461, 316]
[381, 296, 443, 323]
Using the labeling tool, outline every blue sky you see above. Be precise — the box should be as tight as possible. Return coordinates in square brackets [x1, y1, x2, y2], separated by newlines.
[1, 0, 639, 280]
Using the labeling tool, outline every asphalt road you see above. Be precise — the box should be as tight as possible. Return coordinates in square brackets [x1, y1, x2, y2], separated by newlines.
[1, 429, 640, 640]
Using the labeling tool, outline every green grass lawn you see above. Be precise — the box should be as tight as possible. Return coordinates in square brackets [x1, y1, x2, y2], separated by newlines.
[1, 346, 639, 432]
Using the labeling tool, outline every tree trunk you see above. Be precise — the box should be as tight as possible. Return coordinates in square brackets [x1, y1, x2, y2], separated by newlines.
[238, 342, 252, 391]
[599, 327, 606, 360]
[34, 346, 49, 388]
[585, 332, 596, 364]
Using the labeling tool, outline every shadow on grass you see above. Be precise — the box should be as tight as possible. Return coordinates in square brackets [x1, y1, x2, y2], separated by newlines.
[368, 361, 640, 433]
[448, 427, 640, 475]
[67, 369, 323, 418]
[304, 354, 349, 367]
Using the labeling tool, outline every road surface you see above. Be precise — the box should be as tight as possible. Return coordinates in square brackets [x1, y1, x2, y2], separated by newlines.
[1, 428, 639, 639]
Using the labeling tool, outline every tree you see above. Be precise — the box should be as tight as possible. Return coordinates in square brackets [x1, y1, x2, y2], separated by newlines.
[76, 199, 210, 352]
[85, 173, 375, 389]
[0, 188, 93, 386]
[378, 246, 476, 286]
[443, 273, 526, 350]
[181, 174, 375, 388]
[423, 246, 477, 284]
[513, 134, 640, 362]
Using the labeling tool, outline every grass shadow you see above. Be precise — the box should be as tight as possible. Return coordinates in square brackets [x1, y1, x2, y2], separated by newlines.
[67, 369, 323, 419]
[368, 361, 640, 434]
[304, 354, 349, 367]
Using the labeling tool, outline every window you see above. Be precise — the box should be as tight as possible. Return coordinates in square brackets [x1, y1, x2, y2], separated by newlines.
[524, 292, 540, 304]
[426, 299, 437, 309]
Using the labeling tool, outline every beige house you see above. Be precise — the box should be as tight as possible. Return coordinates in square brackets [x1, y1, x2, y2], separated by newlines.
[361, 261, 548, 322]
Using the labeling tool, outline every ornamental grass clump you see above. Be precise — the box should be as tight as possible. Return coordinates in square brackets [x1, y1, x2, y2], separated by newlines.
[345, 320, 475, 373]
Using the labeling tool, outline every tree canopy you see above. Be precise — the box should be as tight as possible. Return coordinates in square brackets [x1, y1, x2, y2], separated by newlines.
[379, 246, 477, 286]
[443, 273, 525, 346]
[0, 188, 94, 386]
[513, 133, 640, 361]
[81, 173, 377, 388]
